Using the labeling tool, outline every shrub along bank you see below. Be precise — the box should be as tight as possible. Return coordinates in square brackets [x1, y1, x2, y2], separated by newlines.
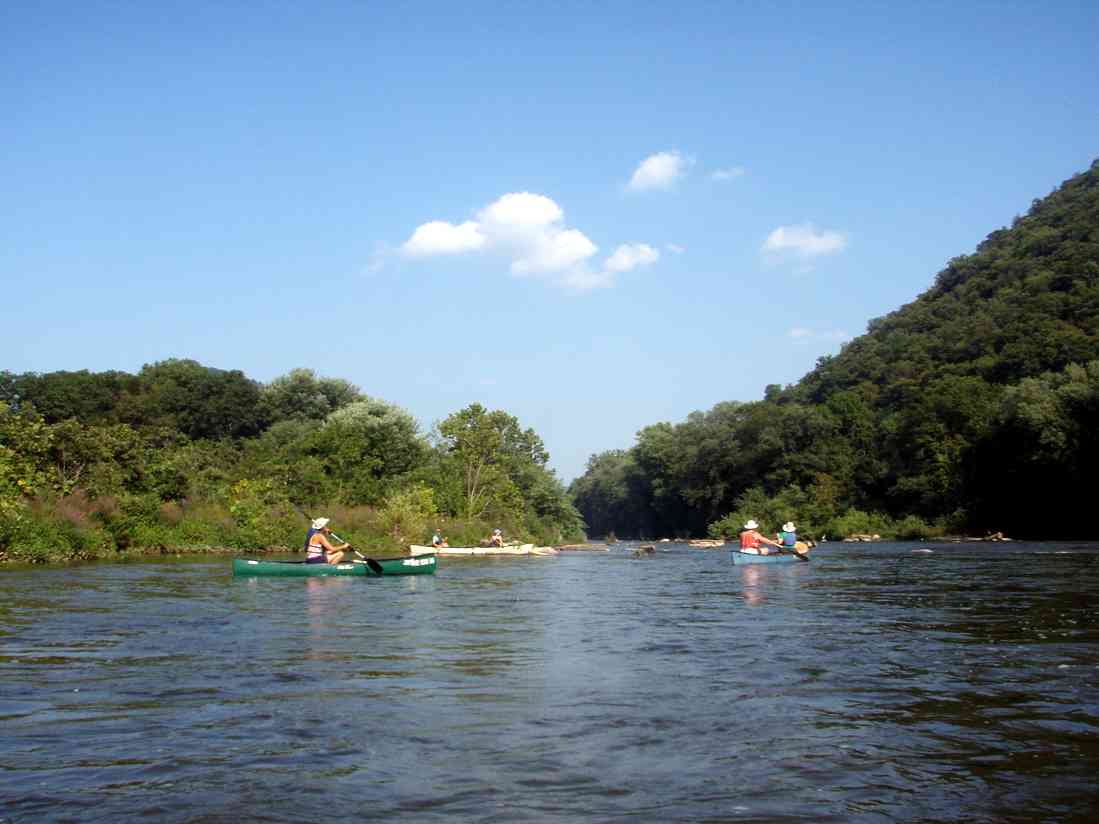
[0, 368, 584, 564]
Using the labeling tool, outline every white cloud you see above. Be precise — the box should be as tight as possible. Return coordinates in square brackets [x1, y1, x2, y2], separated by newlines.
[627, 151, 692, 191]
[788, 327, 851, 344]
[478, 192, 562, 232]
[401, 220, 485, 256]
[711, 166, 746, 181]
[763, 223, 847, 260]
[558, 267, 616, 292]
[604, 243, 659, 274]
[512, 228, 598, 275]
[399, 191, 660, 292]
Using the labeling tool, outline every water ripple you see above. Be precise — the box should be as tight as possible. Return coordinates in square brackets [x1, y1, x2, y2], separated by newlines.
[1, 544, 1097, 821]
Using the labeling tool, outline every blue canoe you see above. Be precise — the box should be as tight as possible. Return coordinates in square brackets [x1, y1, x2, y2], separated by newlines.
[731, 550, 808, 565]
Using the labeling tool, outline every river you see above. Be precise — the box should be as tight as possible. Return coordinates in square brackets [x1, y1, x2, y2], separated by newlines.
[1, 542, 1097, 822]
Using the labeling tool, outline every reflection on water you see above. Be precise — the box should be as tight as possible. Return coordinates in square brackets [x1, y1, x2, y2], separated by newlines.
[1, 544, 1097, 822]
[742, 564, 764, 605]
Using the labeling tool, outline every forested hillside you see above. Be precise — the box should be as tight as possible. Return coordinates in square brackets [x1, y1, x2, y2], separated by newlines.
[0, 363, 583, 562]
[571, 160, 1099, 540]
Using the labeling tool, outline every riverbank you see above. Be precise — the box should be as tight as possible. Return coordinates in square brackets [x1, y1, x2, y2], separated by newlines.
[0, 494, 577, 566]
[0, 542, 409, 566]
[0, 543, 247, 566]
[1, 540, 577, 566]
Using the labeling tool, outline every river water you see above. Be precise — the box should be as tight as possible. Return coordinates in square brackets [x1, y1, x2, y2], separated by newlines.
[1, 542, 1097, 823]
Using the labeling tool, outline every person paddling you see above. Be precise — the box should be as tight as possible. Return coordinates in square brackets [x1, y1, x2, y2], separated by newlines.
[777, 521, 798, 549]
[776, 521, 811, 555]
[305, 517, 350, 565]
[778, 521, 814, 554]
[739, 520, 783, 555]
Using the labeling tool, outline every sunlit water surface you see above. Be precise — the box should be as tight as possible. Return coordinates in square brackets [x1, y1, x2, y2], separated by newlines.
[2, 542, 1097, 822]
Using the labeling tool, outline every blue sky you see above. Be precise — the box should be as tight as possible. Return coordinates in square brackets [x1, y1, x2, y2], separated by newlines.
[4, 1, 1097, 482]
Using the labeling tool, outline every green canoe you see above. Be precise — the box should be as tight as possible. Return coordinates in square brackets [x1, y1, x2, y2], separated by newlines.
[232, 554, 436, 577]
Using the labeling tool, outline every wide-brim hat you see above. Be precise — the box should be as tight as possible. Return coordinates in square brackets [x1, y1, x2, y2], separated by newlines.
[312, 517, 330, 530]
[743, 519, 759, 530]
[782, 522, 795, 532]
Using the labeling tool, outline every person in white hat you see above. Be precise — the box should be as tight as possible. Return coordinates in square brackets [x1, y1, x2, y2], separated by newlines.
[777, 521, 797, 549]
[739, 519, 782, 555]
[305, 516, 350, 565]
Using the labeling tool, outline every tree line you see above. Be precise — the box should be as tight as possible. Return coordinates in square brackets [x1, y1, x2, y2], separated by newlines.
[5, 160, 1097, 557]
[0, 362, 584, 562]
[571, 160, 1099, 541]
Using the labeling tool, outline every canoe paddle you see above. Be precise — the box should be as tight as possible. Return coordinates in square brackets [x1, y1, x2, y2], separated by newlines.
[773, 544, 809, 561]
[328, 531, 384, 575]
[787, 545, 810, 562]
[769, 532, 810, 561]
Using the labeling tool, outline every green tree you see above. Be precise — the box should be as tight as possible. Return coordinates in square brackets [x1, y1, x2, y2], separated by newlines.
[570, 450, 650, 538]
[129, 359, 267, 439]
[43, 420, 149, 498]
[304, 398, 426, 505]
[0, 411, 53, 552]
[972, 360, 1099, 536]
[378, 483, 439, 545]
[261, 368, 362, 423]
[4, 370, 139, 423]
[435, 404, 541, 521]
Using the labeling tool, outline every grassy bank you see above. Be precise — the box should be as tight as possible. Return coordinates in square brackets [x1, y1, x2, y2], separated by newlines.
[0, 491, 541, 565]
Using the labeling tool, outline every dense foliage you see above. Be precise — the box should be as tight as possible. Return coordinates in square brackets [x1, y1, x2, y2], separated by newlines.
[571, 160, 1099, 540]
[0, 363, 583, 563]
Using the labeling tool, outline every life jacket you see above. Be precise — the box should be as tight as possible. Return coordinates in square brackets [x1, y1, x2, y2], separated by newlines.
[740, 530, 762, 550]
[305, 528, 325, 559]
[779, 530, 797, 547]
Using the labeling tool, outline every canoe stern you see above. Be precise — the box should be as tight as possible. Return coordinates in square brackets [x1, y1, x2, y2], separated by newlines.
[730, 550, 805, 565]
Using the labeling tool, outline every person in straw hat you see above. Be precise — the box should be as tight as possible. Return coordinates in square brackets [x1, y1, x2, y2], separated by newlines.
[739, 519, 783, 555]
[304, 517, 350, 565]
[777, 521, 798, 549]
[775, 521, 811, 554]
